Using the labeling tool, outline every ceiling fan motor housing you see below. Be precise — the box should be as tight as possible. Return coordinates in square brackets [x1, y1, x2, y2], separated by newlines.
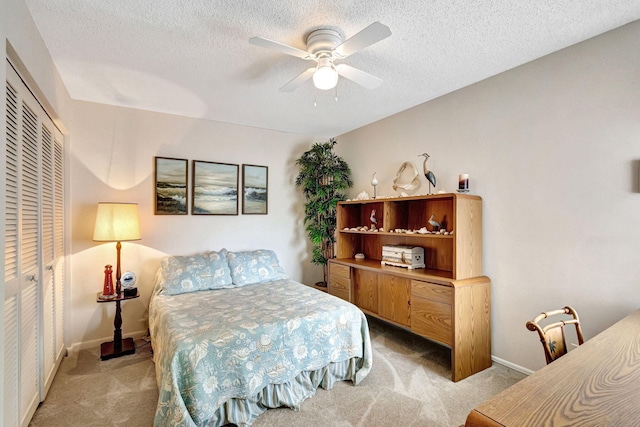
[306, 29, 342, 56]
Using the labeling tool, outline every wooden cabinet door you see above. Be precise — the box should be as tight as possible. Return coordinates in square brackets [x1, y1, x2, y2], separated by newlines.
[411, 280, 453, 346]
[354, 269, 378, 313]
[378, 275, 411, 326]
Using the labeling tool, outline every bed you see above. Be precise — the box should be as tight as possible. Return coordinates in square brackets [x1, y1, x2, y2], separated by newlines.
[149, 249, 372, 426]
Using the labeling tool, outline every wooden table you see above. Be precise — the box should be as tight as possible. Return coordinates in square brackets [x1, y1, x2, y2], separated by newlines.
[96, 292, 139, 360]
[466, 309, 640, 427]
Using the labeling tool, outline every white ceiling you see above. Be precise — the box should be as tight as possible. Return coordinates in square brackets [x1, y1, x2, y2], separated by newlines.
[24, 0, 640, 138]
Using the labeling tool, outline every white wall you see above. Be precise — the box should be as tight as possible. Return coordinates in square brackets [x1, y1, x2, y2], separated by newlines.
[337, 20, 640, 372]
[67, 101, 322, 350]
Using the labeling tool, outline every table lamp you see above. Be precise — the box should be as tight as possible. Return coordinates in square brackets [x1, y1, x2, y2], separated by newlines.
[93, 202, 141, 295]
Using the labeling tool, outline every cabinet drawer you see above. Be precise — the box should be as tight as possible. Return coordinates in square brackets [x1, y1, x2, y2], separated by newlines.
[329, 274, 351, 302]
[411, 296, 452, 346]
[411, 280, 453, 304]
[330, 287, 350, 302]
[330, 263, 351, 279]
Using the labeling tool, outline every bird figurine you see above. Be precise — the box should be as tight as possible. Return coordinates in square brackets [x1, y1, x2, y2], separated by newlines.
[370, 209, 377, 225]
[428, 214, 441, 231]
[419, 153, 436, 194]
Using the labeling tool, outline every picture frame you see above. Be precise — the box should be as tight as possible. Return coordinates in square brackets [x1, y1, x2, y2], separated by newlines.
[242, 164, 268, 215]
[192, 160, 239, 215]
[154, 157, 188, 215]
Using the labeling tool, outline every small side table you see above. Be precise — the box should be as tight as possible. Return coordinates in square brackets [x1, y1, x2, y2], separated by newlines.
[96, 292, 139, 361]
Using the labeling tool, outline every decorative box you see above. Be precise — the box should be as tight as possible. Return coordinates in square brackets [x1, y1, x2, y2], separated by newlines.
[381, 245, 425, 270]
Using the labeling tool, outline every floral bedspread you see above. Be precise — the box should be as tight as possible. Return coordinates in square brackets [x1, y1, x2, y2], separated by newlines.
[149, 276, 372, 426]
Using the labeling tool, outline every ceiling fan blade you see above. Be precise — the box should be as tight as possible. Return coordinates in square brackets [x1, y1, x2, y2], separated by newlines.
[280, 68, 316, 92]
[336, 64, 383, 89]
[249, 37, 311, 59]
[334, 22, 391, 58]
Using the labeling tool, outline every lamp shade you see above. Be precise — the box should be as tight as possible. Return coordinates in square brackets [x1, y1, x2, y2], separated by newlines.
[93, 202, 141, 242]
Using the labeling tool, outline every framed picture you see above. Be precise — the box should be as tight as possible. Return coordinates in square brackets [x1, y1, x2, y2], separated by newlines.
[192, 160, 239, 215]
[154, 157, 188, 215]
[242, 164, 268, 214]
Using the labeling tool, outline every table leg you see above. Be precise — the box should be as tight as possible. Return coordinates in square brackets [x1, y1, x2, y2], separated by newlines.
[100, 299, 135, 360]
[114, 299, 122, 351]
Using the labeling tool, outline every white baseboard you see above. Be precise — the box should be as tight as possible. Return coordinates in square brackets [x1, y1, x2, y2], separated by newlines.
[66, 329, 149, 356]
[491, 355, 534, 376]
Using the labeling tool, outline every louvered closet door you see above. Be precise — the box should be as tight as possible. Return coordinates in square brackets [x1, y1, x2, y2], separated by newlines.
[53, 136, 65, 378]
[5, 72, 22, 427]
[5, 61, 65, 427]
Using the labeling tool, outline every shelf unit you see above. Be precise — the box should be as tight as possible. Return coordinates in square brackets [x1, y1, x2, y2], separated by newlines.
[329, 193, 491, 381]
[335, 193, 482, 280]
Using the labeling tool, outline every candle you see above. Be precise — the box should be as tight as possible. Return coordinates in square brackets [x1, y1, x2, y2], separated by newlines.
[458, 174, 469, 192]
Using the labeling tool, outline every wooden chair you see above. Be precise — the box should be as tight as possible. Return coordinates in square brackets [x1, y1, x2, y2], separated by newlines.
[526, 306, 585, 364]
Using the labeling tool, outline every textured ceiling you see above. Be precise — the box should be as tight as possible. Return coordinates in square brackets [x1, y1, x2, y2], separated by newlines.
[24, 0, 640, 137]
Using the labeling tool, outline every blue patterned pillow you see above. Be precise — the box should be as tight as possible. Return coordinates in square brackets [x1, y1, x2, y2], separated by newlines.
[227, 249, 288, 286]
[160, 249, 233, 295]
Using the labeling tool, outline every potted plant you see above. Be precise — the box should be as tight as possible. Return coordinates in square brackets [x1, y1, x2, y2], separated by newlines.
[295, 138, 352, 286]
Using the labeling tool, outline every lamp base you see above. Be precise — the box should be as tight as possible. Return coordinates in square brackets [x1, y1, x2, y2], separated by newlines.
[100, 337, 135, 360]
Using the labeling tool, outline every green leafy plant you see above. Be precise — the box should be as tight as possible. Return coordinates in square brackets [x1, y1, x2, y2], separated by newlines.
[295, 138, 352, 285]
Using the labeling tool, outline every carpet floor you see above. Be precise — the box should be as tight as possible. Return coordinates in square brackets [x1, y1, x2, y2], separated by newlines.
[29, 316, 525, 426]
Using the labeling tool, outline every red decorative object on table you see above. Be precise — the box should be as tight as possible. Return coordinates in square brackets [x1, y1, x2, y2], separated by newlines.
[100, 264, 115, 300]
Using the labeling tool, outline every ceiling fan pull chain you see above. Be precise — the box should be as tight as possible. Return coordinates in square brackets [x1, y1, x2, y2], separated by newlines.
[334, 85, 339, 102]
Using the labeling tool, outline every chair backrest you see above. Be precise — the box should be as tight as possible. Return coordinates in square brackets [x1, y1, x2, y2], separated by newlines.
[526, 306, 585, 364]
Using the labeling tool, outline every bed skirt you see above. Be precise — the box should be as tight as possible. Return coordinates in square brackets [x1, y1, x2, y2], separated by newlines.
[183, 356, 365, 427]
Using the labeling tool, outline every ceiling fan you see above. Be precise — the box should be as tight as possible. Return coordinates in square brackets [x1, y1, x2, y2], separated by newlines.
[249, 22, 392, 92]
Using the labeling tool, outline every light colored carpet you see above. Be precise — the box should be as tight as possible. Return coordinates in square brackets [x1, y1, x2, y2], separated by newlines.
[30, 317, 525, 426]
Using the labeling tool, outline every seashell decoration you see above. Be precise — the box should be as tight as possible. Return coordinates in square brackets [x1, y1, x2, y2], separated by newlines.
[355, 191, 371, 200]
[342, 224, 454, 235]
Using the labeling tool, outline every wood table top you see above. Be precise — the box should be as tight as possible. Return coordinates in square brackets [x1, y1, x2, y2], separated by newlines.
[466, 309, 640, 427]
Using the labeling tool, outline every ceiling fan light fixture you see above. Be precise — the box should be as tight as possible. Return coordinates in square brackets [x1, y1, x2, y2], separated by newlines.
[313, 58, 338, 90]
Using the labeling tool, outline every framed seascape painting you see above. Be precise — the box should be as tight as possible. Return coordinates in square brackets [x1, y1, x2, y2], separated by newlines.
[242, 164, 268, 214]
[154, 157, 188, 215]
[192, 160, 239, 215]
